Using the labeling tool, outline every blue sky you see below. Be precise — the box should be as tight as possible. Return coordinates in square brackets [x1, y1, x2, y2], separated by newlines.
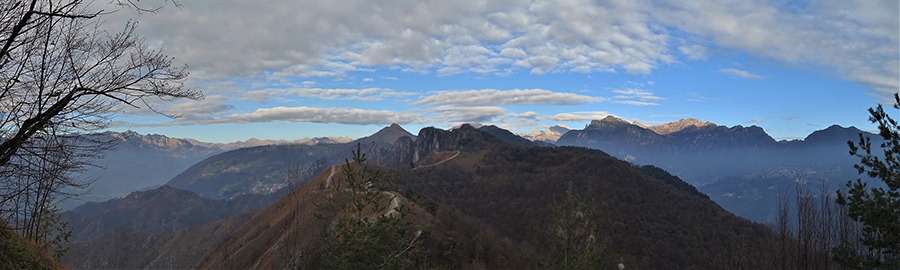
[102, 0, 898, 143]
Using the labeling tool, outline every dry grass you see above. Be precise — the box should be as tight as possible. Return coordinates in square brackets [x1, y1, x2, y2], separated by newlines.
[0, 221, 64, 270]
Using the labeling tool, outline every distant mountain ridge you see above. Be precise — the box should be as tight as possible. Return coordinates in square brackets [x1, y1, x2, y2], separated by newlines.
[64, 131, 223, 210]
[183, 135, 353, 151]
[520, 124, 571, 143]
[65, 131, 354, 210]
[165, 124, 419, 199]
[61, 185, 275, 242]
[556, 117, 879, 222]
[647, 118, 716, 134]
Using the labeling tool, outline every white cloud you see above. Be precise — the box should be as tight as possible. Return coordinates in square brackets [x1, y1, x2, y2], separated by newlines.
[97, 0, 896, 100]
[656, 0, 897, 96]
[718, 68, 767, 80]
[611, 89, 663, 101]
[245, 87, 415, 102]
[743, 118, 764, 124]
[426, 106, 507, 123]
[614, 100, 660, 106]
[204, 107, 419, 125]
[610, 88, 663, 105]
[414, 89, 602, 106]
[679, 45, 708, 60]
[103, 0, 673, 81]
[363, 78, 373, 82]
[546, 111, 611, 122]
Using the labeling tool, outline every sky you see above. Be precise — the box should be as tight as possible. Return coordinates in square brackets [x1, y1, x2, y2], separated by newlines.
[97, 0, 899, 143]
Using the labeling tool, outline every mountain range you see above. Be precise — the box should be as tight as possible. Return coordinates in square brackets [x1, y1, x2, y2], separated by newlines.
[555, 116, 877, 222]
[192, 124, 776, 269]
[53, 118, 879, 269]
[63, 131, 350, 210]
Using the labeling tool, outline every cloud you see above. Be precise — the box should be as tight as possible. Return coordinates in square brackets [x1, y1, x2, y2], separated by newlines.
[718, 68, 767, 80]
[783, 116, 798, 120]
[101, 0, 673, 81]
[613, 100, 658, 106]
[686, 92, 718, 102]
[610, 88, 662, 105]
[679, 45, 708, 60]
[414, 89, 602, 106]
[426, 106, 507, 123]
[612, 89, 663, 101]
[245, 87, 415, 102]
[120, 94, 235, 119]
[656, 0, 898, 96]
[546, 111, 611, 122]
[743, 118, 764, 124]
[160, 107, 420, 126]
[99, 0, 896, 100]
[363, 78, 373, 82]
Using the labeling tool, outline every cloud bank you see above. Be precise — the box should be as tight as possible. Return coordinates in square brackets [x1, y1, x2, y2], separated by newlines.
[103, 0, 897, 97]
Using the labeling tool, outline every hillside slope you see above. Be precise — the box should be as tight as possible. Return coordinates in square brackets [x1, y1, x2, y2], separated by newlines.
[166, 124, 417, 199]
[0, 222, 63, 270]
[196, 126, 779, 269]
[62, 212, 253, 269]
[61, 185, 274, 242]
[193, 162, 535, 269]
[396, 145, 774, 269]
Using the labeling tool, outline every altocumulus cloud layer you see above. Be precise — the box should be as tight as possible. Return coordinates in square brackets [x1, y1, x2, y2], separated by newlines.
[110, 0, 898, 90]
[102, 0, 898, 127]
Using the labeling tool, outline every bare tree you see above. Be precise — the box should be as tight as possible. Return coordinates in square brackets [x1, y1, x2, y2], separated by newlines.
[0, 0, 200, 246]
[774, 187, 793, 269]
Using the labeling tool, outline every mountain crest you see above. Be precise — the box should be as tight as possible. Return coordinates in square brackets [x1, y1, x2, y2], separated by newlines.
[648, 118, 716, 135]
[520, 124, 572, 143]
[585, 115, 631, 130]
[357, 123, 416, 144]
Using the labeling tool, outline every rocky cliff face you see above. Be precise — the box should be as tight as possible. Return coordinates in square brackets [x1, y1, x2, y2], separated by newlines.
[413, 124, 493, 164]
[520, 124, 571, 143]
[668, 124, 777, 151]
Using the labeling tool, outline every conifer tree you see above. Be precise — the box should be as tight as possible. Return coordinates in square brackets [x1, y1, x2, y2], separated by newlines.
[835, 93, 900, 269]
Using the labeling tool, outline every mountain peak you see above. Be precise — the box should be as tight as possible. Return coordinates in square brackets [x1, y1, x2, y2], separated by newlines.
[520, 124, 572, 143]
[648, 118, 716, 134]
[585, 116, 632, 130]
[357, 123, 416, 144]
[803, 124, 863, 144]
[600, 115, 629, 123]
[451, 122, 484, 130]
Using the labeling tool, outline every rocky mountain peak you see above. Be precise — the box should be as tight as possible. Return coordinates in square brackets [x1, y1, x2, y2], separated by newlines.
[520, 124, 572, 143]
[648, 118, 716, 135]
[585, 116, 632, 130]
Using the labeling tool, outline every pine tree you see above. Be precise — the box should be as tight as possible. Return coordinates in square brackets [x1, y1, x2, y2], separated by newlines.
[834, 93, 900, 269]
